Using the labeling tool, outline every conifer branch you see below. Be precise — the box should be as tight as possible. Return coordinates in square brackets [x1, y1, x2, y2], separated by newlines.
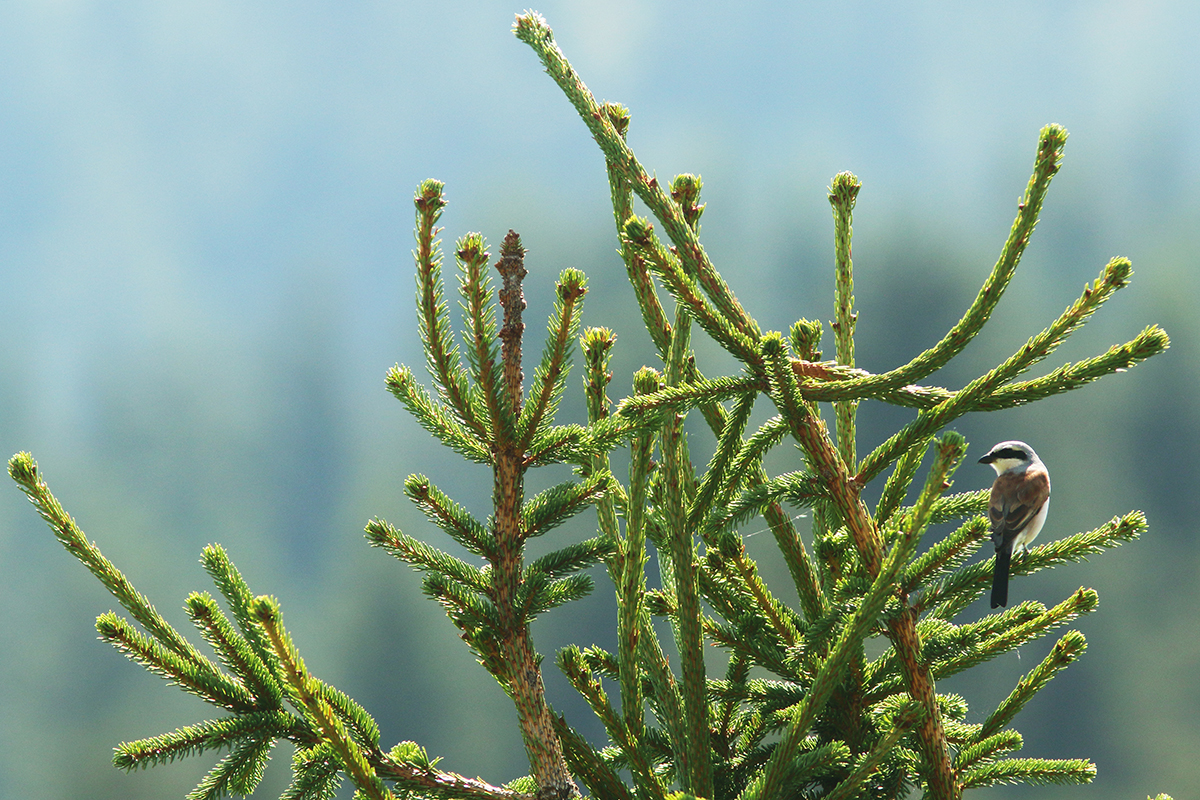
[657, 218, 713, 800]
[519, 270, 587, 448]
[866, 603, 1072, 704]
[761, 495, 828, 623]
[978, 628, 1088, 742]
[557, 646, 669, 800]
[700, 409, 828, 622]
[199, 545, 290, 690]
[902, 517, 990, 593]
[188, 736, 275, 800]
[523, 413, 648, 467]
[880, 434, 967, 800]
[525, 537, 612, 582]
[830, 123, 1067, 396]
[393, 223, 583, 799]
[702, 611, 795, 683]
[413, 179, 485, 438]
[875, 436, 934, 530]
[634, 608, 690, 780]
[953, 730, 1024, 772]
[403, 474, 494, 557]
[621, 339, 827, 626]
[789, 319, 1167, 410]
[616, 367, 659, 741]
[616, 374, 762, 419]
[959, 757, 1095, 789]
[928, 489, 991, 522]
[514, 11, 759, 344]
[706, 536, 803, 650]
[113, 711, 305, 772]
[1019, 510, 1146, 568]
[689, 390, 757, 534]
[457, 231, 505, 440]
[932, 590, 1095, 681]
[970, 324, 1168, 410]
[365, 517, 492, 592]
[372, 756, 535, 800]
[917, 512, 1143, 618]
[762, 334, 882, 574]
[8, 453, 222, 671]
[421, 572, 505, 676]
[829, 171, 861, 471]
[521, 473, 612, 540]
[97, 611, 259, 712]
[520, 573, 595, 619]
[623, 215, 761, 365]
[284, 743, 342, 800]
[386, 366, 492, 463]
[858, 256, 1141, 484]
[581, 326, 623, 544]
[823, 701, 923, 800]
[789, 358, 950, 407]
[550, 714, 635, 800]
[185, 591, 284, 706]
[600, 102, 673, 357]
[497, 229, 528, 423]
[712, 651, 748, 726]
[253, 596, 395, 800]
[737, 437, 950, 800]
[771, 742, 856, 797]
[697, 420, 799, 535]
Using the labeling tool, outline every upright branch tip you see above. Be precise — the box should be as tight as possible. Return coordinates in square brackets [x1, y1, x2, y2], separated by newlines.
[8, 451, 38, 486]
[670, 174, 705, 230]
[414, 179, 447, 214]
[790, 319, 823, 360]
[456, 231, 488, 263]
[828, 171, 862, 208]
[513, 10, 551, 42]
[497, 230, 529, 414]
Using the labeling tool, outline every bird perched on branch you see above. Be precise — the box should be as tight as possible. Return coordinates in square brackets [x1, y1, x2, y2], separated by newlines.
[979, 441, 1051, 608]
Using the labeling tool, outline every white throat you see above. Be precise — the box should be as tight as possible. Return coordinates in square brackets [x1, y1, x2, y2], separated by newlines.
[988, 457, 1030, 475]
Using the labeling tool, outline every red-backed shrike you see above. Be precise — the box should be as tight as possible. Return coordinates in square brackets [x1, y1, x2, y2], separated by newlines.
[979, 441, 1051, 609]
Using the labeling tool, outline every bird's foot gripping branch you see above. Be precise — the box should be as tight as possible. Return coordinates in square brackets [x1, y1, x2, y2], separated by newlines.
[10, 10, 1171, 800]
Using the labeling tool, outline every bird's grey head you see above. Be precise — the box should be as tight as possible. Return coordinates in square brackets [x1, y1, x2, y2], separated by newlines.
[978, 440, 1040, 474]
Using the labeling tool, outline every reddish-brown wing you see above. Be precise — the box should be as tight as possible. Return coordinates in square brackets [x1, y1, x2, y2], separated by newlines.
[988, 466, 1050, 542]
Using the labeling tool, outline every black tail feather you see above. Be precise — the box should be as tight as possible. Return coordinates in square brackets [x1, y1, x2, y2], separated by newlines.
[991, 542, 1011, 608]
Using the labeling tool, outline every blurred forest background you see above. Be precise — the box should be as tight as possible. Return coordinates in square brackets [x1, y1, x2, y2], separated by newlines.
[1, 2, 1196, 799]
